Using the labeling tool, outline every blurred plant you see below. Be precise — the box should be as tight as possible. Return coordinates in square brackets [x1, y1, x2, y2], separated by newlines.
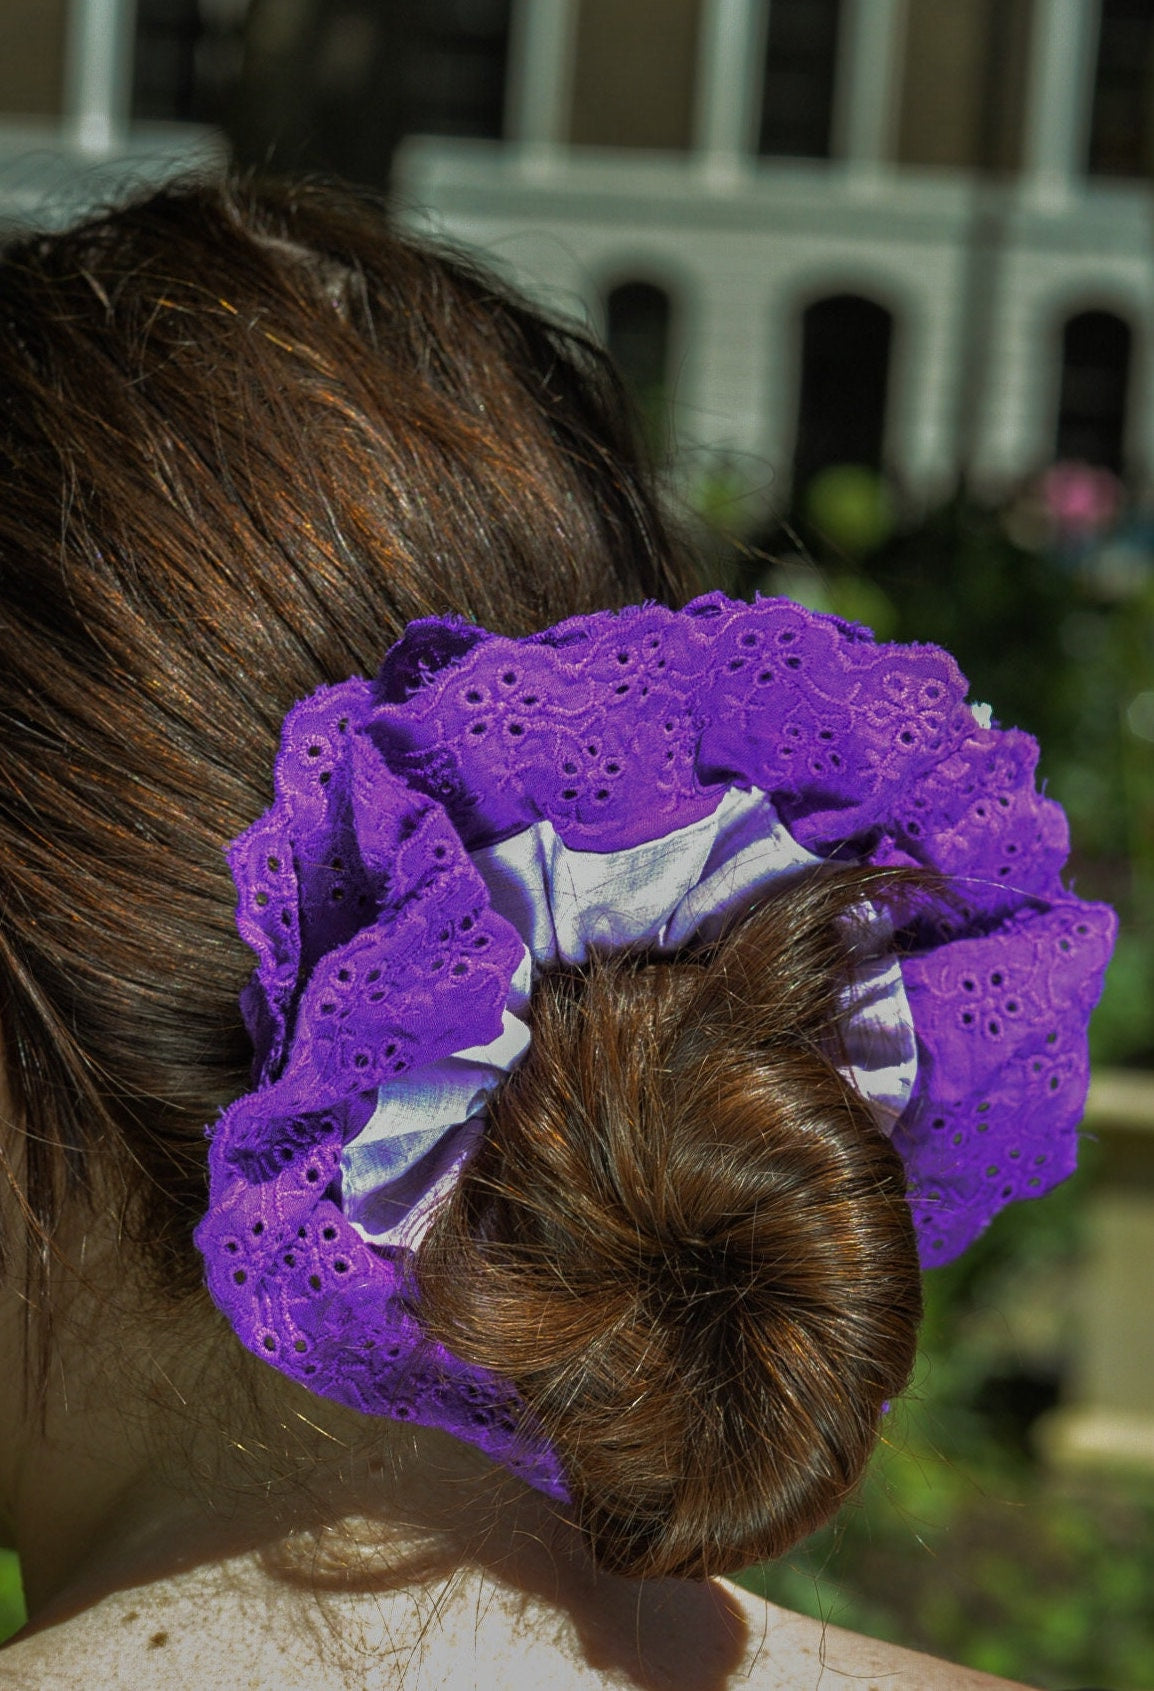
[738, 1142, 1154, 1689]
[716, 481, 1154, 1069]
[1039, 462, 1124, 561]
[680, 453, 783, 597]
[804, 463, 897, 556]
[0, 1552, 23, 1642]
[684, 467, 1154, 1687]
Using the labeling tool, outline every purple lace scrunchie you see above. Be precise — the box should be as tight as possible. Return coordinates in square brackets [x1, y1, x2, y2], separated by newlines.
[195, 593, 1116, 1496]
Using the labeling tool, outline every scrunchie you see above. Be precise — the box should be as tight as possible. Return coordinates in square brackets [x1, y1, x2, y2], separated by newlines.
[195, 593, 1115, 1497]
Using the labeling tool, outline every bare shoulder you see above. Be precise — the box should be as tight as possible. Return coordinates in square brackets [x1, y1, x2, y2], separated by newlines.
[0, 1577, 360, 1691]
[719, 1579, 1032, 1691]
[0, 1562, 1032, 1691]
[375, 1560, 1035, 1691]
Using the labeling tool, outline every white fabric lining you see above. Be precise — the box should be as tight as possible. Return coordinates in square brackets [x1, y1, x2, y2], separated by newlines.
[343, 786, 916, 1249]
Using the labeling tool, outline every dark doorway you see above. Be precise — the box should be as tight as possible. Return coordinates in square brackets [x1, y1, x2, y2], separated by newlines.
[1055, 310, 1132, 473]
[605, 280, 674, 458]
[793, 294, 894, 494]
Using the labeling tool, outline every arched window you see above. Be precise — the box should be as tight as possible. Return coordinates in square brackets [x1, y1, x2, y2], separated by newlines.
[605, 280, 673, 457]
[1055, 310, 1133, 473]
[792, 293, 893, 494]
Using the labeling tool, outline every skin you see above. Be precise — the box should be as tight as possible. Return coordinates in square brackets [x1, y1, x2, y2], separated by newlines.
[0, 1066, 1032, 1691]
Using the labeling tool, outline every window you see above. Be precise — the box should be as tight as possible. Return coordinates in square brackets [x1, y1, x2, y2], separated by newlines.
[605, 280, 674, 458]
[400, 0, 511, 140]
[897, 0, 1032, 173]
[136, 1, 512, 186]
[1088, 0, 1154, 179]
[1055, 310, 1133, 473]
[757, 0, 842, 160]
[793, 294, 893, 492]
[134, 0, 224, 124]
[0, 0, 68, 118]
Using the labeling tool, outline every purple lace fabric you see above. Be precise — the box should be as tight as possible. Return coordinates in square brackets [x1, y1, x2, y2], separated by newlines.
[196, 593, 1115, 1494]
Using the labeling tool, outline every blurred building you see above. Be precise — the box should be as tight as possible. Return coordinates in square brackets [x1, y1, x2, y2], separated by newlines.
[396, 0, 1154, 511]
[0, 1, 510, 232]
[2, 1, 1153, 511]
[0, 0, 226, 231]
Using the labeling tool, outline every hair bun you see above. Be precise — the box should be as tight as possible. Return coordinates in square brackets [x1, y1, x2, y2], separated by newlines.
[416, 868, 923, 1579]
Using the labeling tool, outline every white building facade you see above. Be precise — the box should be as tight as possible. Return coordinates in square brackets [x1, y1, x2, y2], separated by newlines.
[0, 0, 223, 234]
[395, 0, 1154, 510]
[3, 0, 1151, 513]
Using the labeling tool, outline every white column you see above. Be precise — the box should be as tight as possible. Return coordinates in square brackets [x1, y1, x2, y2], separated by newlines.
[693, 0, 770, 176]
[504, 0, 579, 154]
[690, 258, 779, 471]
[881, 265, 950, 502]
[1022, 0, 1101, 208]
[65, 0, 138, 155]
[967, 249, 1053, 489]
[833, 0, 907, 187]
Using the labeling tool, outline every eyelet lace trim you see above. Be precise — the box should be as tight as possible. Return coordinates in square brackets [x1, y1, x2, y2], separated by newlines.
[196, 593, 1114, 1495]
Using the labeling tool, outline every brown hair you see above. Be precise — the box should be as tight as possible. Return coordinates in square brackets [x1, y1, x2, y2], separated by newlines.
[0, 175, 919, 1577]
[0, 175, 684, 1286]
[419, 870, 921, 1580]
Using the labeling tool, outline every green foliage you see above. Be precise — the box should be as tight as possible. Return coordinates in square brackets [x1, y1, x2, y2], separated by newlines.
[738, 1153, 1154, 1689]
[685, 476, 1154, 1684]
[0, 1552, 24, 1643]
[804, 464, 897, 556]
[699, 484, 1154, 1067]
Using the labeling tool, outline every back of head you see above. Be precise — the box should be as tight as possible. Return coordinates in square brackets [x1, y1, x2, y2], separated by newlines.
[0, 175, 920, 1583]
[0, 174, 684, 1289]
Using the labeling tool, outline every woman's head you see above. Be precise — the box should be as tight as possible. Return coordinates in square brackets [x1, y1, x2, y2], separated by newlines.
[0, 175, 920, 1581]
[0, 174, 686, 1296]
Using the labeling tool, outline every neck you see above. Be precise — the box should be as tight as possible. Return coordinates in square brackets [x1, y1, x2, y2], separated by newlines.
[0, 1200, 515, 1615]
[7, 1302, 531, 1624]
[0, 1224, 763, 1691]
